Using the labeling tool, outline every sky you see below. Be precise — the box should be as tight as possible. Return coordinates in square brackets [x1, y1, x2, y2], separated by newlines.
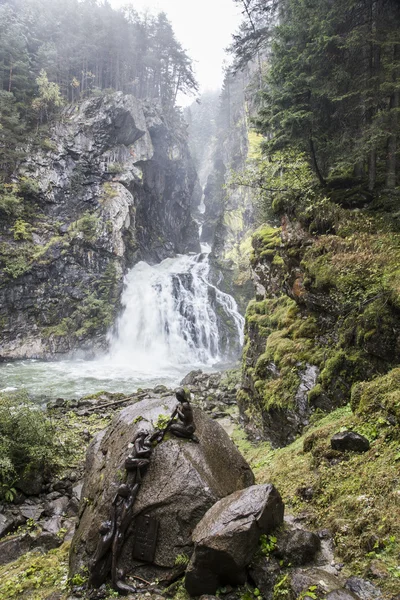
[109, 0, 242, 105]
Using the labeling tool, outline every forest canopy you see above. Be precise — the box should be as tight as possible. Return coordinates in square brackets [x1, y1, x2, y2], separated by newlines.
[0, 0, 197, 177]
[230, 0, 400, 192]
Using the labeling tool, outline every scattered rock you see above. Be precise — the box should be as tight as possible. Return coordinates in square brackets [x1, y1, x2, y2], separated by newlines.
[330, 432, 370, 453]
[185, 484, 284, 596]
[325, 591, 359, 600]
[0, 513, 18, 538]
[289, 567, 343, 596]
[345, 577, 382, 599]
[248, 556, 281, 600]
[275, 528, 321, 566]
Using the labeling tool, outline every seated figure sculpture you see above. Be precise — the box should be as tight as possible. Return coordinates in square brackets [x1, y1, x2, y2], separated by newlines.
[166, 387, 199, 442]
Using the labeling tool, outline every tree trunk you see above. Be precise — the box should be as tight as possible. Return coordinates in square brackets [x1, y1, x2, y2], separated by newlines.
[309, 137, 326, 186]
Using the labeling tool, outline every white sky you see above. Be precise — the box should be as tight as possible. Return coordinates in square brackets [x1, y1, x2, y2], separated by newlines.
[110, 0, 242, 104]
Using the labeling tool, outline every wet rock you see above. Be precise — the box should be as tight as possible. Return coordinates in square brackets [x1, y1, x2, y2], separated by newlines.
[181, 370, 203, 386]
[330, 432, 370, 453]
[248, 556, 281, 600]
[45, 496, 70, 517]
[20, 501, 45, 521]
[0, 530, 62, 565]
[185, 484, 284, 596]
[289, 567, 342, 596]
[0, 512, 17, 538]
[69, 396, 254, 584]
[42, 515, 63, 534]
[325, 591, 359, 600]
[0, 92, 200, 359]
[0, 533, 33, 565]
[345, 577, 382, 599]
[275, 528, 321, 566]
[17, 470, 44, 496]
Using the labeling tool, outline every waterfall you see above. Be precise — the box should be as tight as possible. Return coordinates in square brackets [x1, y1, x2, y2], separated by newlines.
[108, 251, 244, 371]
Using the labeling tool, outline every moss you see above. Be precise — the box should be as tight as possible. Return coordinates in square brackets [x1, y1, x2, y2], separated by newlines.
[100, 182, 119, 203]
[0, 542, 70, 599]
[252, 224, 281, 261]
[68, 212, 99, 243]
[236, 404, 400, 596]
[11, 219, 32, 241]
[351, 368, 400, 423]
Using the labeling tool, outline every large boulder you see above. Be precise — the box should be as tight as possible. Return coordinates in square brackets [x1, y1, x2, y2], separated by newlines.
[185, 484, 284, 596]
[69, 396, 254, 584]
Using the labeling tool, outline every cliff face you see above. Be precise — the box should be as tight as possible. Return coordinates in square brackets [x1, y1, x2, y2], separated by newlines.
[186, 75, 257, 314]
[239, 209, 400, 447]
[0, 92, 200, 359]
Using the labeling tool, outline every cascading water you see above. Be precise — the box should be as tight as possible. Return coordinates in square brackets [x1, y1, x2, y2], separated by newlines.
[108, 251, 244, 371]
[0, 247, 244, 400]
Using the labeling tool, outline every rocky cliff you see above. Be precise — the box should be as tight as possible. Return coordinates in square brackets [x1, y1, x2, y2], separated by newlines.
[186, 73, 257, 314]
[239, 203, 400, 447]
[0, 92, 200, 359]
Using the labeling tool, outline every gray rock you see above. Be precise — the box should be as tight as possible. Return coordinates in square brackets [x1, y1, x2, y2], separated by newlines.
[69, 396, 254, 583]
[275, 528, 321, 566]
[0, 513, 17, 538]
[0, 530, 62, 566]
[345, 577, 382, 599]
[17, 470, 44, 496]
[0, 92, 201, 360]
[46, 496, 70, 516]
[325, 591, 360, 600]
[42, 516, 63, 534]
[185, 484, 284, 596]
[289, 567, 343, 596]
[0, 533, 33, 565]
[181, 370, 203, 386]
[248, 556, 281, 600]
[20, 502, 45, 521]
[331, 432, 370, 453]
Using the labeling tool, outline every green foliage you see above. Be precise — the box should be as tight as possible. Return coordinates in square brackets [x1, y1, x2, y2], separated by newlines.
[230, 148, 316, 222]
[106, 162, 124, 174]
[234, 0, 400, 189]
[32, 69, 63, 123]
[351, 368, 400, 422]
[155, 413, 171, 430]
[11, 219, 32, 241]
[0, 391, 62, 499]
[0, 182, 22, 217]
[259, 533, 277, 557]
[174, 553, 190, 567]
[100, 182, 119, 203]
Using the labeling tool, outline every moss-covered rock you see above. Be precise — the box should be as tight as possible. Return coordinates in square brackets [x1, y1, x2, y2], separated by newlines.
[240, 201, 400, 447]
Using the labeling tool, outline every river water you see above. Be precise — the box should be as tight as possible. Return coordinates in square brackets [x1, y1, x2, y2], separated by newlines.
[0, 248, 244, 401]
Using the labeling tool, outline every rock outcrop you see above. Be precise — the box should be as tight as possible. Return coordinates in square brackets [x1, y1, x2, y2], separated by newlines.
[0, 92, 200, 359]
[239, 216, 400, 447]
[69, 395, 254, 586]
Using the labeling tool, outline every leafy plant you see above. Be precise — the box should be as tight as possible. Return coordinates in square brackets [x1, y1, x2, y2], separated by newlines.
[259, 533, 277, 557]
[0, 391, 63, 501]
[174, 553, 190, 567]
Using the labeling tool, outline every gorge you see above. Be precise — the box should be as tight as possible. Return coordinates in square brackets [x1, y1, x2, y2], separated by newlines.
[1, 0, 400, 598]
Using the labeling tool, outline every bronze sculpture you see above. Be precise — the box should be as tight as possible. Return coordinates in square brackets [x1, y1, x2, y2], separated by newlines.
[166, 387, 199, 442]
[88, 390, 199, 594]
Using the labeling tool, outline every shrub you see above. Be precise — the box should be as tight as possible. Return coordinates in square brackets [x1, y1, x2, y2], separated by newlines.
[0, 391, 61, 500]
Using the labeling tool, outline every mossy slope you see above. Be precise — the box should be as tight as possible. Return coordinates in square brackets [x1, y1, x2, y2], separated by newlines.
[240, 205, 400, 446]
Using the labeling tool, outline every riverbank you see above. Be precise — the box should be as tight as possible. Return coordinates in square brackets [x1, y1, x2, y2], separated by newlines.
[0, 369, 396, 599]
